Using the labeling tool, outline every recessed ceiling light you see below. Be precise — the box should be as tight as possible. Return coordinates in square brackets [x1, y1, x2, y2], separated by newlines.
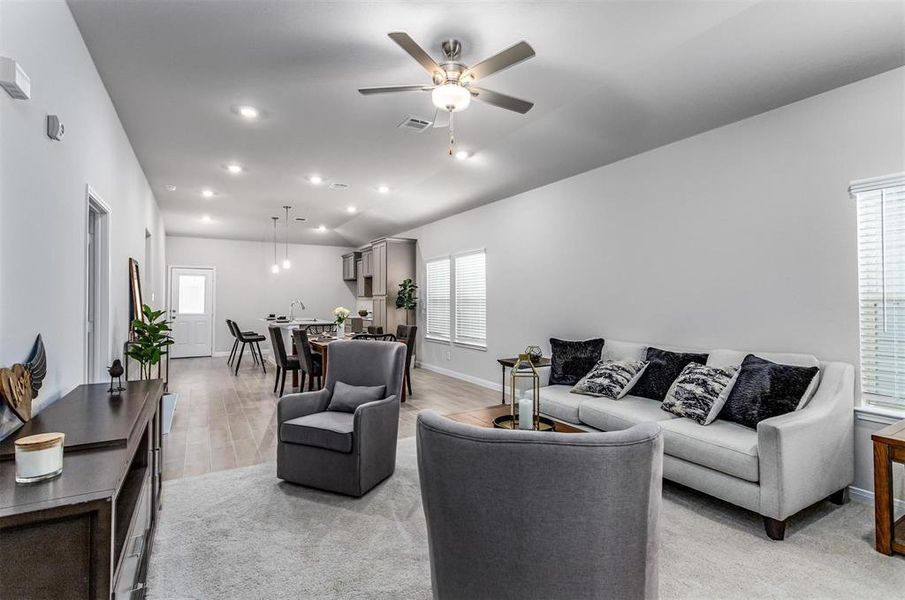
[237, 105, 259, 119]
[347, 206, 357, 213]
[201, 214, 212, 223]
[165, 184, 177, 192]
[454, 150, 470, 160]
[377, 185, 390, 194]
[226, 163, 243, 174]
[201, 189, 214, 198]
[309, 175, 323, 185]
[316, 225, 327, 232]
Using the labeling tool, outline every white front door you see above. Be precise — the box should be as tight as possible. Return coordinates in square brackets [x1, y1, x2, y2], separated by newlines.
[169, 267, 214, 358]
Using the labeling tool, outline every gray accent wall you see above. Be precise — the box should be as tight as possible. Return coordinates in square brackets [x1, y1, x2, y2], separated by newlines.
[165, 236, 356, 354]
[0, 1, 167, 437]
[403, 67, 905, 499]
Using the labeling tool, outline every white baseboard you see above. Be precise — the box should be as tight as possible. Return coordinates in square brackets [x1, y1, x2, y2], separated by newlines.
[417, 362, 507, 395]
[849, 485, 905, 512]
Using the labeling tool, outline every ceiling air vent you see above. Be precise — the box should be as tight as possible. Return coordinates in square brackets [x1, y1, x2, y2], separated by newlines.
[329, 182, 349, 190]
[397, 115, 432, 133]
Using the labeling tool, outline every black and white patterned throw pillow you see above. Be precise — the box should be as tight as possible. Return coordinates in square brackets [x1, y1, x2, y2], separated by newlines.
[570, 359, 649, 399]
[661, 363, 739, 425]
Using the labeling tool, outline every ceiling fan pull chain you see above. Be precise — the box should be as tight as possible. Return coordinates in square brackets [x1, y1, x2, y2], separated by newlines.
[448, 111, 455, 156]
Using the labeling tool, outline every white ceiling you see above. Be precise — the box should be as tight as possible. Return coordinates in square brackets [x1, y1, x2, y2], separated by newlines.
[68, 0, 905, 247]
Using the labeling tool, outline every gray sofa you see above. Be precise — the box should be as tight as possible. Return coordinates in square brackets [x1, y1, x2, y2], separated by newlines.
[417, 410, 663, 600]
[537, 339, 855, 540]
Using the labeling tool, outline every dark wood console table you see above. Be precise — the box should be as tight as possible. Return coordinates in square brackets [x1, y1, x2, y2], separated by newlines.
[0, 379, 164, 599]
[873, 418, 905, 556]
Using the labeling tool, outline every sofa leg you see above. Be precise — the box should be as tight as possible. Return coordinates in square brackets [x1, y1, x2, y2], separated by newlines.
[829, 488, 849, 505]
[763, 516, 786, 541]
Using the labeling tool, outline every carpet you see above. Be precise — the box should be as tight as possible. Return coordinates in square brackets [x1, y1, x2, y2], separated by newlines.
[148, 438, 904, 599]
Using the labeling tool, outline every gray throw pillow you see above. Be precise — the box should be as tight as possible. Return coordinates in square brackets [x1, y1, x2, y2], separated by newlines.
[327, 381, 386, 413]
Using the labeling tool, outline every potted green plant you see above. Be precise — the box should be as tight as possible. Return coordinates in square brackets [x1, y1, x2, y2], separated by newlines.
[126, 304, 177, 432]
[395, 278, 418, 326]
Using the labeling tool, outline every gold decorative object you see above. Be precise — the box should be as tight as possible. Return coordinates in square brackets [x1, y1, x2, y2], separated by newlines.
[525, 345, 543, 363]
[492, 353, 555, 431]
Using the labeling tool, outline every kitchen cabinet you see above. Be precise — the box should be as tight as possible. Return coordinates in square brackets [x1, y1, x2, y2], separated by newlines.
[342, 252, 360, 281]
[356, 259, 371, 298]
[372, 241, 387, 296]
[362, 249, 373, 278]
[372, 296, 386, 331]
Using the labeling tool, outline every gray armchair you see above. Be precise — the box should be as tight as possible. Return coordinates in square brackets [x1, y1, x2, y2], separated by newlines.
[277, 340, 405, 496]
[416, 410, 664, 600]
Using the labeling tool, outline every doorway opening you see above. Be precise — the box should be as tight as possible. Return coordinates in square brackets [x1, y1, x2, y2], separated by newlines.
[168, 266, 215, 358]
[86, 187, 111, 383]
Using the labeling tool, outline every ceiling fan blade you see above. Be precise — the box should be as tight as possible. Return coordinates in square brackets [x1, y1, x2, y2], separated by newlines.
[388, 32, 443, 79]
[469, 87, 534, 114]
[358, 85, 433, 95]
[461, 41, 535, 82]
[432, 107, 450, 128]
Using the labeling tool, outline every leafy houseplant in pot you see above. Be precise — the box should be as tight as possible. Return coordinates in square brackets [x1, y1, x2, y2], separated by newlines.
[126, 304, 178, 433]
[395, 278, 418, 326]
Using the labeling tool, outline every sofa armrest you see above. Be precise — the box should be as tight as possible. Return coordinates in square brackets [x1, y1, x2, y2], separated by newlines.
[277, 388, 331, 424]
[756, 362, 854, 520]
[353, 395, 401, 454]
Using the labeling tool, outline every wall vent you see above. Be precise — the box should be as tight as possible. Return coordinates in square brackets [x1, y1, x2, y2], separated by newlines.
[397, 115, 433, 133]
[329, 182, 349, 190]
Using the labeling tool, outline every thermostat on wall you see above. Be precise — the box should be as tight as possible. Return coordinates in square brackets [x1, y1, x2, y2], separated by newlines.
[0, 57, 31, 100]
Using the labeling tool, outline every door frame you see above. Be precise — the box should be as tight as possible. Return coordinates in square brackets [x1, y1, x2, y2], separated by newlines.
[84, 185, 111, 383]
[167, 265, 217, 358]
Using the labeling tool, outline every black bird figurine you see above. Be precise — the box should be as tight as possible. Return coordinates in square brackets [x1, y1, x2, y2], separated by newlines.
[107, 359, 125, 394]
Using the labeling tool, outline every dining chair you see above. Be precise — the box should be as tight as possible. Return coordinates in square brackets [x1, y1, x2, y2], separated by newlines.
[291, 327, 324, 391]
[227, 319, 262, 366]
[352, 333, 397, 342]
[231, 320, 266, 376]
[268, 325, 300, 396]
[367, 326, 384, 335]
[395, 325, 417, 398]
[305, 324, 330, 335]
[349, 317, 364, 333]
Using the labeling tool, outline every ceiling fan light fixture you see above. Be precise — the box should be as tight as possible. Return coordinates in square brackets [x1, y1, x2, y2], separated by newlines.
[431, 84, 470, 112]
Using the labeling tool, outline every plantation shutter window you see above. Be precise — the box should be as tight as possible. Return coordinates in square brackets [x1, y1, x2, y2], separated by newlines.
[454, 251, 487, 348]
[425, 258, 451, 341]
[852, 174, 905, 408]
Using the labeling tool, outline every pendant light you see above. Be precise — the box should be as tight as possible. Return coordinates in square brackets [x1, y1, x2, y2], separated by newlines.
[270, 216, 280, 274]
[282, 205, 292, 269]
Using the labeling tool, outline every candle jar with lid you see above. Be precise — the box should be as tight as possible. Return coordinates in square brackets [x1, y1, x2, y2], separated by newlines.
[15, 432, 65, 484]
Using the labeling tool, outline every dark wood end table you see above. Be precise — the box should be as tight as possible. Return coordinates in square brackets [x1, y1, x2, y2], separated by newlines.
[872, 418, 905, 556]
[496, 357, 552, 405]
[446, 405, 585, 434]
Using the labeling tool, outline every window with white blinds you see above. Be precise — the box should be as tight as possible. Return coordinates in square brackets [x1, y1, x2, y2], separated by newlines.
[454, 251, 487, 348]
[854, 175, 905, 408]
[425, 258, 451, 340]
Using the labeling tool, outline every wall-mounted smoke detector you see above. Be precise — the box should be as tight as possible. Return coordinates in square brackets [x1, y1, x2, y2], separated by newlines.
[0, 57, 31, 100]
[329, 182, 349, 190]
[397, 115, 432, 133]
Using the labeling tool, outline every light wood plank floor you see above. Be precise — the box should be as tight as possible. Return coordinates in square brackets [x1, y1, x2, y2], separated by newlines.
[162, 356, 499, 481]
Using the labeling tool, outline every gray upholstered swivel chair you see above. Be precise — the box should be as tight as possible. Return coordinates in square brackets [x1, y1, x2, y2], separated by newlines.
[276, 340, 405, 496]
[416, 410, 663, 600]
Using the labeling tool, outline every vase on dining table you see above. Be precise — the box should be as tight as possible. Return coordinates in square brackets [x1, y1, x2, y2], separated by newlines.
[336, 322, 345, 337]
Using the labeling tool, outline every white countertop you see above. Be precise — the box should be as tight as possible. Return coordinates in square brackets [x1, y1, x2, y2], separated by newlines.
[259, 318, 335, 328]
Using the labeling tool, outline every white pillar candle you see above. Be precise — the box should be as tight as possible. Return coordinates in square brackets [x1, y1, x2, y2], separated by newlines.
[518, 396, 533, 430]
[15, 432, 65, 484]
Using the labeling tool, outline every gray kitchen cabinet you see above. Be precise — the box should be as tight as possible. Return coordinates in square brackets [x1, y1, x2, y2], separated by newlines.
[372, 241, 387, 296]
[356, 259, 371, 298]
[372, 296, 386, 331]
[362, 249, 373, 278]
[342, 252, 360, 281]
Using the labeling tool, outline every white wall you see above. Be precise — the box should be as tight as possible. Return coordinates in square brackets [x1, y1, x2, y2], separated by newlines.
[165, 236, 356, 354]
[403, 67, 905, 497]
[0, 1, 166, 436]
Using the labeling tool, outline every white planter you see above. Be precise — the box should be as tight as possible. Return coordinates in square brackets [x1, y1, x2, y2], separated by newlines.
[162, 392, 178, 435]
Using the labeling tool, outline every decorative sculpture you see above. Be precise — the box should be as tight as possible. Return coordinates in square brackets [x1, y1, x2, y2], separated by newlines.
[0, 334, 47, 423]
[525, 345, 543, 363]
[107, 359, 125, 394]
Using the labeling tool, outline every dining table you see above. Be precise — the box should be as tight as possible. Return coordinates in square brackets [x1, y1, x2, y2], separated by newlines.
[305, 332, 408, 402]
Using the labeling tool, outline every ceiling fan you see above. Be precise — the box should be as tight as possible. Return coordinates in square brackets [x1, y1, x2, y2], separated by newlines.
[359, 32, 535, 148]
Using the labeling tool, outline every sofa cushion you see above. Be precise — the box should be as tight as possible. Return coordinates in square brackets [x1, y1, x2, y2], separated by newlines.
[719, 354, 820, 429]
[538, 385, 584, 424]
[578, 395, 679, 431]
[657, 418, 759, 482]
[602, 340, 648, 362]
[629, 347, 709, 401]
[280, 411, 355, 453]
[549, 338, 605, 385]
[327, 381, 386, 413]
[571, 359, 649, 399]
